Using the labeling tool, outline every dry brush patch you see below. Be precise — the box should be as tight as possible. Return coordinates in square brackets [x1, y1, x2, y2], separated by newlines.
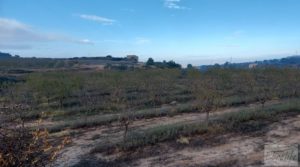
[0, 94, 71, 167]
[0, 119, 71, 167]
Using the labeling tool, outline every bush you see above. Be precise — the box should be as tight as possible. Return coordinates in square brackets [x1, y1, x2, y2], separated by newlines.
[0, 109, 70, 167]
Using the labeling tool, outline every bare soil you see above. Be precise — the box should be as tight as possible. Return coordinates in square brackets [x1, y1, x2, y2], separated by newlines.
[135, 114, 300, 167]
[53, 99, 298, 167]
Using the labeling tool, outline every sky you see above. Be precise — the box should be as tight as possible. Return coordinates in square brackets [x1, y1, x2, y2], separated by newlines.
[1, 0, 300, 65]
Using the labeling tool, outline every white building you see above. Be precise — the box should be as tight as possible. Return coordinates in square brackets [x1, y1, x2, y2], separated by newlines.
[249, 63, 258, 69]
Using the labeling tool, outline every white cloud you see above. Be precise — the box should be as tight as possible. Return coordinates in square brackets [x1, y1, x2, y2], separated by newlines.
[78, 14, 116, 25]
[0, 18, 94, 50]
[164, 0, 189, 10]
[0, 18, 45, 42]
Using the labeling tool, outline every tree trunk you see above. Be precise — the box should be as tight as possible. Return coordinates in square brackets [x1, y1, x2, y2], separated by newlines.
[47, 98, 50, 106]
[124, 124, 129, 143]
[60, 98, 63, 109]
[261, 99, 265, 109]
[206, 110, 210, 126]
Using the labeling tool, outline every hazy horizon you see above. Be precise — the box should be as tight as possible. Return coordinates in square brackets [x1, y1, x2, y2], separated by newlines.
[1, 0, 300, 66]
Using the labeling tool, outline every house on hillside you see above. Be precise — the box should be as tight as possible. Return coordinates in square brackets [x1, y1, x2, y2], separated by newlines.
[249, 63, 258, 69]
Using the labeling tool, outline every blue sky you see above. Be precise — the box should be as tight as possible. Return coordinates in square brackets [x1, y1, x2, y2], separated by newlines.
[1, 0, 300, 65]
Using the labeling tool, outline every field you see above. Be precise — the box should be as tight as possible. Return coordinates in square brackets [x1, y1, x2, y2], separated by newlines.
[1, 66, 300, 167]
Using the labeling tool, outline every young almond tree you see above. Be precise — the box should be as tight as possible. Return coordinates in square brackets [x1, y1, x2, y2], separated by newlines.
[282, 68, 300, 99]
[109, 72, 135, 143]
[79, 86, 96, 124]
[189, 69, 221, 125]
[252, 68, 279, 108]
[234, 70, 255, 104]
[202, 72, 222, 124]
[119, 110, 133, 143]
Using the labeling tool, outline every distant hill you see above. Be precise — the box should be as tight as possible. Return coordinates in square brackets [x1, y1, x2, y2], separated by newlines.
[0, 51, 141, 70]
[0, 52, 13, 59]
[199, 55, 300, 70]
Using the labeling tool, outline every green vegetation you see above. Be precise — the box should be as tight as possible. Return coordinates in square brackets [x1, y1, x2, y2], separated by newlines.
[1, 64, 300, 166]
[2, 67, 300, 123]
[146, 57, 182, 68]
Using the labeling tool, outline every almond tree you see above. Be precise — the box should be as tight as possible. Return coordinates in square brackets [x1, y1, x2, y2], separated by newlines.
[109, 73, 136, 142]
[189, 70, 221, 125]
[252, 68, 280, 108]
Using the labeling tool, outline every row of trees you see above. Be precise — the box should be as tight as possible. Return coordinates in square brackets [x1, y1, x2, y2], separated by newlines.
[146, 58, 182, 69]
[14, 69, 179, 111]
[2, 68, 300, 114]
[2, 68, 299, 128]
[187, 67, 300, 124]
[1, 67, 300, 164]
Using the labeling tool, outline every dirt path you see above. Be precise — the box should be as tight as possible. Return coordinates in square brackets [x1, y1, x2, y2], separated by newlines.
[111, 99, 283, 131]
[53, 99, 288, 167]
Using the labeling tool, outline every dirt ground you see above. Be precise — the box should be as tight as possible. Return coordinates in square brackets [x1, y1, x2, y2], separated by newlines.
[53, 100, 299, 167]
[135, 115, 300, 167]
